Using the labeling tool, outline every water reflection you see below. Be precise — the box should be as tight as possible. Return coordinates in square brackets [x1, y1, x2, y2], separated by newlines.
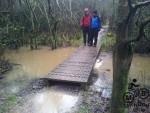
[93, 52, 150, 98]
[33, 89, 78, 113]
[10, 87, 79, 113]
[93, 53, 113, 98]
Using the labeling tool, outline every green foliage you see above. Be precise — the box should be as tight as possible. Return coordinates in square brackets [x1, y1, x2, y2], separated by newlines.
[0, 0, 113, 52]
[0, 14, 25, 50]
[101, 32, 116, 51]
[76, 104, 89, 113]
[56, 33, 82, 47]
[66, 33, 82, 47]
[0, 95, 17, 113]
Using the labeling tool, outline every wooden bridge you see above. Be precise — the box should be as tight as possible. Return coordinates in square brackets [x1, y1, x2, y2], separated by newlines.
[46, 27, 106, 85]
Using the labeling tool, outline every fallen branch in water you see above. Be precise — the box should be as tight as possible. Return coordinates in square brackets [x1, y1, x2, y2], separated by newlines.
[0, 60, 13, 79]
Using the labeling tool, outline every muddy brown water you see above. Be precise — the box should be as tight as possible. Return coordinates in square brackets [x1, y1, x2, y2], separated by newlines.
[129, 54, 150, 86]
[1, 46, 150, 113]
[3, 47, 75, 79]
[94, 53, 150, 98]
[10, 88, 79, 113]
[1, 47, 79, 113]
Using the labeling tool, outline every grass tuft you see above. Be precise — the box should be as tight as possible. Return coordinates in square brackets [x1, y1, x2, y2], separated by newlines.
[101, 32, 116, 51]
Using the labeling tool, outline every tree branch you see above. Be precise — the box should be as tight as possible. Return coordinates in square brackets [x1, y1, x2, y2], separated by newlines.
[127, 18, 150, 43]
[125, 0, 150, 27]
[128, 0, 133, 10]
[134, 1, 150, 10]
[144, 34, 150, 41]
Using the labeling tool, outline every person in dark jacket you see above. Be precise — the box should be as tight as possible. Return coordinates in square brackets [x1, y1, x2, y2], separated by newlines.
[90, 10, 101, 46]
[80, 8, 91, 46]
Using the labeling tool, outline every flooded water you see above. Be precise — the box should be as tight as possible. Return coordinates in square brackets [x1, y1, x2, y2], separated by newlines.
[4, 47, 75, 79]
[93, 52, 113, 98]
[129, 54, 150, 86]
[10, 87, 79, 113]
[0, 47, 79, 113]
[93, 52, 150, 98]
[1, 46, 150, 113]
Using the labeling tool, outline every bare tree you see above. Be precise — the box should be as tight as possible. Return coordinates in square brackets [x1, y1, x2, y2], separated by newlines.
[111, 0, 150, 113]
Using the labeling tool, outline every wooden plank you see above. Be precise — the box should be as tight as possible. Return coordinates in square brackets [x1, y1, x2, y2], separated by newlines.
[46, 46, 98, 84]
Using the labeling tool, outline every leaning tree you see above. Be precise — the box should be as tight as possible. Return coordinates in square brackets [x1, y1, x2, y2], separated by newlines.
[111, 0, 150, 113]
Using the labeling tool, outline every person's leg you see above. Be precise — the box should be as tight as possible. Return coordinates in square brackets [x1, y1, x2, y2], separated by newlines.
[87, 28, 91, 45]
[92, 29, 96, 46]
[85, 27, 89, 45]
[90, 29, 94, 46]
[94, 29, 99, 46]
[82, 27, 86, 46]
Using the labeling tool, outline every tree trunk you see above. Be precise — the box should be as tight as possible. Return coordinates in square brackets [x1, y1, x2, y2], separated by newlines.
[111, 0, 150, 112]
[111, 41, 133, 113]
[111, 0, 133, 112]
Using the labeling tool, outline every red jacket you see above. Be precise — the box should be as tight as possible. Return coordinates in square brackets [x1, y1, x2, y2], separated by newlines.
[80, 15, 91, 27]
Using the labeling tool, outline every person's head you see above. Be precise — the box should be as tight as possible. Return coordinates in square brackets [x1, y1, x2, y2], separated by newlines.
[93, 10, 98, 16]
[84, 8, 89, 15]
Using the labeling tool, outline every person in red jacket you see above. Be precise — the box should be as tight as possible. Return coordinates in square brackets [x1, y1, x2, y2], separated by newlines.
[80, 8, 91, 46]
